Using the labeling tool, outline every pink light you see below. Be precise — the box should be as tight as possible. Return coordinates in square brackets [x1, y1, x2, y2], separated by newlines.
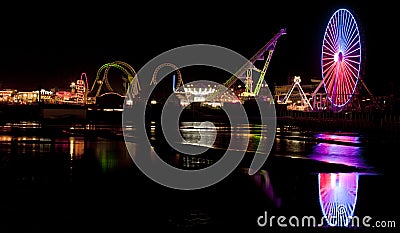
[80, 72, 89, 91]
[56, 91, 73, 98]
[319, 173, 359, 227]
[315, 133, 359, 144]
[310, 133, 369, 169]
[321, 9, 361, 108]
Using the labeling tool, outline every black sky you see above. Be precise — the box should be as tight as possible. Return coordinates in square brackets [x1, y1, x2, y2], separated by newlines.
[0, 1, 395, 96]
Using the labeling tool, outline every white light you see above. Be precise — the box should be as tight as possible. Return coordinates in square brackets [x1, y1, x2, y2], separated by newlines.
[150, 100, 157, 104]
[334, 53, 339, 62]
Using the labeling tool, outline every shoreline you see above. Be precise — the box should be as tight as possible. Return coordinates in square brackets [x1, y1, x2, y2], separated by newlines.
[1, 102, 399, 138]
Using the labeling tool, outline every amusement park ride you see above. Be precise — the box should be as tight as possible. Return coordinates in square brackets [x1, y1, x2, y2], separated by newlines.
[205, 28, 287, 101]
[83, 8, 376, 114]
[310, 8, 375, 112]
[90, 60, 139, 99]
[277, 8, 378, 112]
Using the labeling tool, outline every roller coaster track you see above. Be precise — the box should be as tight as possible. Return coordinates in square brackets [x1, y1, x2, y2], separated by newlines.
[151, 63, 184, 91]
[90, 61, 139, 97]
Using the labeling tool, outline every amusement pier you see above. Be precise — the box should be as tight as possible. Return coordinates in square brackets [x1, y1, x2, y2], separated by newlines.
[1, 25, 399, 136]
[0, 7, 399, 232]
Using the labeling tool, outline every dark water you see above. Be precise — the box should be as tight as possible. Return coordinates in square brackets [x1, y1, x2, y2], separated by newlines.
[0, 121, 398, 232]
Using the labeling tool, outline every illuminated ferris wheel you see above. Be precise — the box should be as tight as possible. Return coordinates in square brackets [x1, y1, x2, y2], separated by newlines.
[321, 8, 362, 109]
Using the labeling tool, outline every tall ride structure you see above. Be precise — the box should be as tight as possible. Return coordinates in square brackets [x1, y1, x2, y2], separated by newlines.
[206, 28, 286, 102]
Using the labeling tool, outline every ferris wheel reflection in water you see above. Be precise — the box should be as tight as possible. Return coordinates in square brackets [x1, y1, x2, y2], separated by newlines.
[312, 133, 364, 227]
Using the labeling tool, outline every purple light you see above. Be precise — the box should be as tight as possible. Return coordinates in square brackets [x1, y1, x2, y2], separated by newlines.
[315, 133, 360, 144]
[310, 133, 368, 169]
[321, 8, 361, 109]
[319, 173, 359, 227]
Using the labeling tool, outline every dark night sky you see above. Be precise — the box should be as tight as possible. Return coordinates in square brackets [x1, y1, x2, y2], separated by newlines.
[0, 1, 395, 96]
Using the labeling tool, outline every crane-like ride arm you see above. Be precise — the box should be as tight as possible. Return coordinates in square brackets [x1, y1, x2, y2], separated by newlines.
[206, 28, 286, 101]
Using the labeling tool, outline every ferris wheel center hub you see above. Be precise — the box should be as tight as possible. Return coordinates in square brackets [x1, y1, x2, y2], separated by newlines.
[338, 52, 343, 62]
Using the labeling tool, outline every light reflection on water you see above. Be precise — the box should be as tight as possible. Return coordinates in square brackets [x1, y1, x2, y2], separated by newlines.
[318, 172, 359, 227]
[309, 132, 369, 169]
[310, 143, 366, 168]
[311, 133, 365, 228]
[315, 132, 361, 144]
[177, 123, 373, 229]
[179, 122, 267, 153]
[5, 121, 41, 129]
[242, 168, 282, 208]
[0, 133, 132, 174]
[0, 122, 373, 176]
[274, 137, 307, 155]
[94, 140, 132, 172]
[273, 130, 371, 170]
[0, 122, 371, 174]
[0, 121, 392, 231]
